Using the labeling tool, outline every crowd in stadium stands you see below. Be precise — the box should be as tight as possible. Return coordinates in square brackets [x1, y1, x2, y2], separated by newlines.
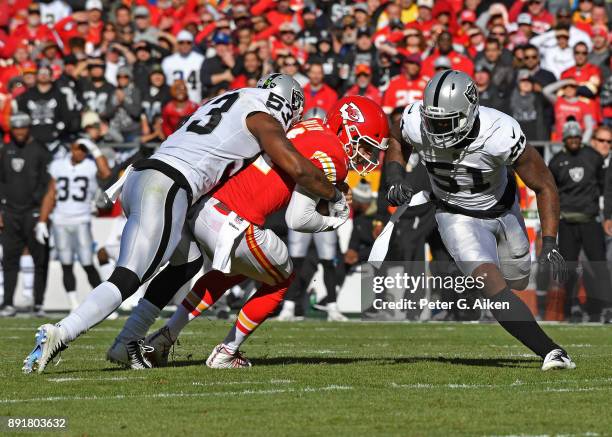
[0, 0, 611, 321]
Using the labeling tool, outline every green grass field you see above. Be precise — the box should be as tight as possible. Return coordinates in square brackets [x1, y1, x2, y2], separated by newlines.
[1, 317, 611, 436]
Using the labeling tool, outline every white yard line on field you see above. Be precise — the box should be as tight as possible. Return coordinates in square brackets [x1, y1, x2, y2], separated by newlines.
[48, 376, 146, 383]
[391, 377, 612, 391]
[0, 385, 353, 404]
[191, 379, 294, 387]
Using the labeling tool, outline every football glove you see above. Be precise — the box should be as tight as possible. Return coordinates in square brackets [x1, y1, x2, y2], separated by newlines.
[328, 188, 350, 226]
[538, 236, 567, 283]
[385, 161, 413, 206]
[34, 221, 49, 245]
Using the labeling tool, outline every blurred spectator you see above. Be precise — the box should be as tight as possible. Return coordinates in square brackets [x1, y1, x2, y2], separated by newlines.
[0, 113, 51, 317]
[56, 55, 82, 115]
[588, 25, 610, 71]
[250, 0, 303, 37]
[11, 3, 53, 48]
[592, 125, 612, 161]
[303, 62, 338, 113]
[279, 55, 308, 87]
[272, 22, 307, 66]
[509, 0, 554, 34]
[133, 6, 159, 45]
[141, 65, 171, 139]
[78, 57, 116, 130]
[522, 44, 557, 91]
[538, 28, 575, 79]
[475, 38, 514, 96]
[307, 31, 341, 89]
[543, 78, 595, 143]
[231, 52, 263, 89]
[345, 64, 382, 105]
[549, 121, 612, 321]
[161, 80, 197, 138]
[108, 66, 142, 143]
[486, 24, 514, 64]
[201, 32, 241, 99]
[602, 75, 612, 127]
[132, 41, 168, 93]
[16, 65, 72, 151]
[421, 31, 474, 78]
[561, 42, 602, 97]
[162, 30, 204, 104]
[531, 8, 593, 57]
[340, 29, 378, 89]
[382, 54, 426, 114]
[474, 64, 506, 113]
[509, 69, 549, 141]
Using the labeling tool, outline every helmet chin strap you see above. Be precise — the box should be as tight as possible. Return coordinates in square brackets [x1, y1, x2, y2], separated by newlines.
[343, 123, 379, 175]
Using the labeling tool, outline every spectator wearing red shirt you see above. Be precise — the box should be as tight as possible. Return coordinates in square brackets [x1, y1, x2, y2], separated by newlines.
[230, 51, 263, 90]
[383, 54, 427, 114]
[345, 64, 383, 106]
[303, 63, 338, 114]
[543, 78, 596, 143]
[271, 22, 308, 65]
[508, 0, 554, 35]
[161, 80, 198, 137]
[410, 0, 435, 41]
[561, 42, 602, 96]
[250, 0, 303, 39]
[84, 0, 104, 46]
[10, 3, 53, 50]
[421, 31, 474, 78]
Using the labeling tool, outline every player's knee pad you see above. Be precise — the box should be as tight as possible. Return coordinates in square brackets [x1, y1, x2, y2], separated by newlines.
[507, 275, 530, 291]
[108, 267, 141, 300]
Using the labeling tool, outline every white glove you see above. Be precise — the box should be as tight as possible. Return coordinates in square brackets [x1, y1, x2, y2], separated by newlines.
[76, 138, 102, 159]
[328, 191, 350, 225]
[35, 222, 49, 245]
[322, 214, 348, 230]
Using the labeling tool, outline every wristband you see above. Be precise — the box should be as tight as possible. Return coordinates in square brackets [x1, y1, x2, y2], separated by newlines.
[542, 236, 556, 246]
[90, 147, 102, 159]
[332, 187, 343, 203]
[385, 161, 406, 185]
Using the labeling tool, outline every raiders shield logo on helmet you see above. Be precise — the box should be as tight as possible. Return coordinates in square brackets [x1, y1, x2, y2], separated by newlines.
[569, 167, 584, 183]
[339, 102, 365, 123]
[464, 82, 478, 105]
[11, 157, 25, 173]
[291, 89, 304, 112]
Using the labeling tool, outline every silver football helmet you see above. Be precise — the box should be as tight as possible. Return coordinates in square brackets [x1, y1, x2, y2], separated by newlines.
[420, 70, 479, 148]
[303, 106, 326, 120]
[257, 73, 305, 126]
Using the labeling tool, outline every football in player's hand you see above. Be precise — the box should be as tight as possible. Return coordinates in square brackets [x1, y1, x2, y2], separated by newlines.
[316, 200, 330, 216]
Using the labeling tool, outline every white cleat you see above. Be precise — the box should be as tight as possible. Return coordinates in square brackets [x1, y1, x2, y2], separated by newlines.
[206, 344, 252, 369]
[144, 326, 175, 367]
[326, 303, 348, 322]
[542, 348, 576, 371]
[276, 300, 297, 321]
[22, 324, 67, 374]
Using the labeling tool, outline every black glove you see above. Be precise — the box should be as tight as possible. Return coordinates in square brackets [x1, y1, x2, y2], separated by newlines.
[538, 236, 568, 283]
[385, 161, 413, 206]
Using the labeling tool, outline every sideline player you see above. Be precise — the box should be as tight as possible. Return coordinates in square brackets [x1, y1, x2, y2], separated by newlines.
[107, 96, 389, 368]
[36, 138, 111, 310]
[23, 74, 347, 373]
[385, 70, 574, 371]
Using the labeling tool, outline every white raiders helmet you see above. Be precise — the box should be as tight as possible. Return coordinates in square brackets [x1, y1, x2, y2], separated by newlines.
[420, 70, 479, 148]
[303, 106, 326, 120]
[257, 73, 305, 126]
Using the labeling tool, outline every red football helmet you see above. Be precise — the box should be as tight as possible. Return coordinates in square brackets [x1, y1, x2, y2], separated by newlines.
[325, 95, 389, 176]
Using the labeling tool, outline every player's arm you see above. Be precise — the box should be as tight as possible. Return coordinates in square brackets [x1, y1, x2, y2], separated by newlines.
[285, 186, 345, 232]
[39, 178, 56, 224]
[513, 145, 567, 281]
[94, 154, 112, 180]
[384, 117, 413, 206]
[246, 112, 340, 201]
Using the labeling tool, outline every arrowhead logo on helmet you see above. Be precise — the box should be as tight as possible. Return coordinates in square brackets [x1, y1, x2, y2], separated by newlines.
[339, 102, 365, 123]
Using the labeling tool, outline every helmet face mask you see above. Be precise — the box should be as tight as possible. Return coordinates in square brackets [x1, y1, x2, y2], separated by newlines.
[342, 123, 385, 176]
[421, 70, 479, 148]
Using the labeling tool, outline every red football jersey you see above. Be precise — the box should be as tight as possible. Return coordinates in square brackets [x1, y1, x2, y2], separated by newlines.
[213, 119, 349, 226]
[382, 75, 428, 114]
[161, 100, 199, 137]
[552, 97, 595, 141]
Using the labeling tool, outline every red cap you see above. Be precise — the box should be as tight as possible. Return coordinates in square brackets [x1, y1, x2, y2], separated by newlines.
[22, 61, 37, 74]
[460, 10, 476, 23]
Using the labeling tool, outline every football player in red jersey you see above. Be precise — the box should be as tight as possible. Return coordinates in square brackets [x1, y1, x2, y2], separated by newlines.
[107, 96, 390, 369]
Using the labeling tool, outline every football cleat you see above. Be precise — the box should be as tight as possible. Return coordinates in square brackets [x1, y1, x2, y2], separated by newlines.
[206, 344, 252, 369]
[542, 348, 576, 371]
[144, 326, 175, 367]
[276, 301, 297, 321]
[106, 339, 129, 367]
[0, 305, 17, 317]
[22, 324, 67, 374]
[326, 303, 348, 322]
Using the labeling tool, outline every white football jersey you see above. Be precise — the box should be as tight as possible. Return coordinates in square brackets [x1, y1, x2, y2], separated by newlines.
[401, 102, 526, 212]
[161, 51, 205, 104]
[49, 157, 98, 225]
[153, 87, 295, 201]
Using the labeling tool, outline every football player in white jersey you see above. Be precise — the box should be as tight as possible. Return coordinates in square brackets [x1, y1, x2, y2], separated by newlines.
[36, 139, 111, 310]
[385, 70, 575, 371]
[23, 74, 348, 373]
[161, 31, 205, 104]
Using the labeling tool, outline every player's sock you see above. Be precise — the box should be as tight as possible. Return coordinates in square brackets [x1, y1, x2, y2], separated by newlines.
[116, 298, 160, 343]
[66, 291, 79, 310]
[57, 281, 123, 343]
[20, 255, 34, 300]
[167, 271, 245, 341]
[320, 260, 338, 302]
[61, 264, 76, 293]
[489, 287, 559, 358]
[83, 265, 102, 288]
[224, 276, 291, 353]
[98, 261, 115, 281]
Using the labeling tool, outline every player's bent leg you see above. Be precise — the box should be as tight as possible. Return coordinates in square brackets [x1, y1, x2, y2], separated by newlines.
[473, 263, 575, 369]
[208, 274, 294, 369]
